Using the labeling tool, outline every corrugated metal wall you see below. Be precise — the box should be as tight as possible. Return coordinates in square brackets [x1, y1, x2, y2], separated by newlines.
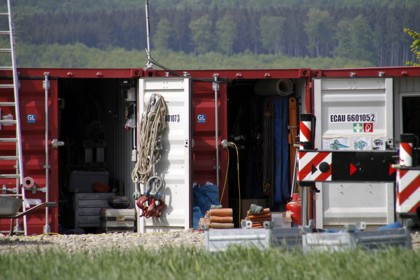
[103, 81, 136, 202]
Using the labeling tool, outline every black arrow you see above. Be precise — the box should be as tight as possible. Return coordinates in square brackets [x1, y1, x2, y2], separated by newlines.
[311, 164, 318, 174]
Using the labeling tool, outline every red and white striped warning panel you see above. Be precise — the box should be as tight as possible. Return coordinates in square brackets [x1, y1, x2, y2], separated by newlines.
[299, 120, 311, 143]
[399, 142, 413, 167]
[396, 169, 420, 214]
[298, 151, 332, 182]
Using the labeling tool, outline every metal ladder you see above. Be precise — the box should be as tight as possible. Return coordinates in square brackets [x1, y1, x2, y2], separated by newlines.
[0, 0, 27, 235]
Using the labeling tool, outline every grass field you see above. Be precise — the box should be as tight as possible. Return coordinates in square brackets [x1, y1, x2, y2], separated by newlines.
[1, 246, 419, 280]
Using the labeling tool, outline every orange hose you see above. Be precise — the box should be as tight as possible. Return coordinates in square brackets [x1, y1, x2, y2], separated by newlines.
[247, 213, 272, 220]
[251, 223, 264, 228]
[247, 218, 271, 223]
[247, 208, 270, 216]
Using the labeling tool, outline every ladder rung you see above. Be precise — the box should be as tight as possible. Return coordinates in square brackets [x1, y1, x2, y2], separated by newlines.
[0, 138, 17, 142]
[0, 174, 20, 179]
[0, 13, 10, 16]
[0, 48, 11, 53]
[0, 194, 23, 197]
[0, 101, 16, 106]
[0, 120, 16, 125]
[0, 31, 10, 35]
[0, 66, 13, 70]
[0, 156, 19, 160]
[0, 85, 15, 89]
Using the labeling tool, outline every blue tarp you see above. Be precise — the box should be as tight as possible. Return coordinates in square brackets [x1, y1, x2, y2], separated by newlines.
[273, 97, 290, 206]
[192, 183, 219, 229]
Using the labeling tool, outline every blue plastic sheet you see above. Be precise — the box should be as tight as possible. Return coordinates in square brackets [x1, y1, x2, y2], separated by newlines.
[192, 183, 219, 229]
[377, 222, 402, 230]
[192, 206, 202, 230]
[273, 97, 290, 206]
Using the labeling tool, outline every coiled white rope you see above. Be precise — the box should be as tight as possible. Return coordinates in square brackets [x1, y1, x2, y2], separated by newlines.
[132, 93, 168, 185]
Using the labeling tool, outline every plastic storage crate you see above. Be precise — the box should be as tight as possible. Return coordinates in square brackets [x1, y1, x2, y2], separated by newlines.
[74, 192, 114, 228]
[303, 232, 356, 252]
[206, 228, 270, 252]
[205, 227, 302, 252]
[355, 228, 412, 250]
[271, 227, 302, 249]
[303, 227, 412, 252]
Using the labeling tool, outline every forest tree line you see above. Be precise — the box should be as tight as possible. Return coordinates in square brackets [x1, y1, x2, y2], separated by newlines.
[11, 0, 420, 13]
[9, 1, 420, 68]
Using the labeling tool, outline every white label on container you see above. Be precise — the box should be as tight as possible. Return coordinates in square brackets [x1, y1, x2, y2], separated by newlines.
[329, 113, 376, 123]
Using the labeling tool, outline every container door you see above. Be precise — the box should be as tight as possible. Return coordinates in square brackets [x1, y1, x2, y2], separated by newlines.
[313, 78, 394, 228]
[191, 81, 228, 206]
[19, 78, 59, 234]
[137, 77, 191, 232]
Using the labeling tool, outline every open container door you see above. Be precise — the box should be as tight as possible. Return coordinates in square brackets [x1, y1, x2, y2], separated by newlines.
[313, 78, 394, 228]
[137, 77, 191, 233]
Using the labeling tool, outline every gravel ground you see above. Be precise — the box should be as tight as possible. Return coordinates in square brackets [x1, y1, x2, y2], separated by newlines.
[0, 229, 419, 255]
[0, 229, 205, 255]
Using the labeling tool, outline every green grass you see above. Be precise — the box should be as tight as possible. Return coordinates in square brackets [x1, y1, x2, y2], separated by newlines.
[0, 246, 419, 280]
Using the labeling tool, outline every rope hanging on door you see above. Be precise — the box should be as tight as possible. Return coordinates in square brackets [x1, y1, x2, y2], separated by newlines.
[131, 93, 168, 185]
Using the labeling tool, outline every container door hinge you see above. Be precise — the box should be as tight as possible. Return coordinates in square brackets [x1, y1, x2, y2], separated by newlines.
[43, 72, 50, 90]
[43, 80, 50, 90]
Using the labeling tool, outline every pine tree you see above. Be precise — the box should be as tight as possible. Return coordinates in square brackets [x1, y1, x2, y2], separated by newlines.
[404, 28, 420, 66]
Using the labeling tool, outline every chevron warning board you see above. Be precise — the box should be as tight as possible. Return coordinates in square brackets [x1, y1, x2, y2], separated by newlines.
[298, 151, 332, 182]
[396, 168, 420, 214]
[298, 150, 397, 182]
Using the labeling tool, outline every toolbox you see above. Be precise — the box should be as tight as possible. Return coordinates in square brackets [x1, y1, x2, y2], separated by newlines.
[74, 192, 114, 228]
[100, 208, 136, 233]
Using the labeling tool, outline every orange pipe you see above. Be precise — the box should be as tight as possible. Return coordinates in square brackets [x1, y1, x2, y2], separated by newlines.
[209, 216, 233, 223]
[289, 97, 298, 187]
[207, 208, 233, 217]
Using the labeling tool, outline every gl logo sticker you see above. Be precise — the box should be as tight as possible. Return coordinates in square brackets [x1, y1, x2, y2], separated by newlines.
[27, 114, 36, 123]
[197, 114, 206, 124]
